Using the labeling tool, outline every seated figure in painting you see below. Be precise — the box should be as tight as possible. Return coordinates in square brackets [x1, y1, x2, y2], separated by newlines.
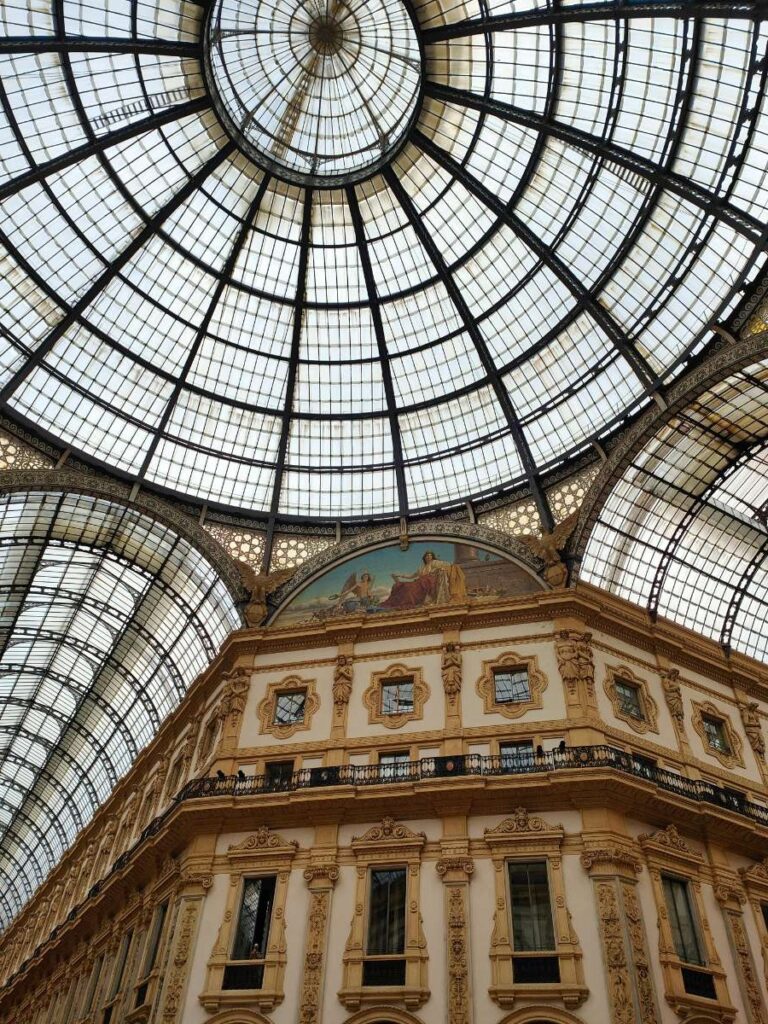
[380, 550, 467, 609]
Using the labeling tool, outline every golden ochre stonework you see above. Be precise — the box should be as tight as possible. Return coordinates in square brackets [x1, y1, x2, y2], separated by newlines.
[363, 663, 430, 730]
[257, 675, 320, 739]
[691, 699, 745, 769]
[603, 663, 659, 735]
[475, 651, 547, 718]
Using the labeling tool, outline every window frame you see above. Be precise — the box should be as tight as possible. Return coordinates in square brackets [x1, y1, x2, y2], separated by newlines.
[603, 664, 659, 735]
[257, 676, 319, 739]
[691, 700, 744, 769]
[364, 663, 429, 730]
[476, 652, 548, 719]
[493, 666, 532, 705]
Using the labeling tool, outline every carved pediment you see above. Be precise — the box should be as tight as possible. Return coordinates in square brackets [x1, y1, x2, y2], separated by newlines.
[351, 816, 426, 847]
[485, 807, 558, 837]
[227, 825, 298, 858]
[638, 825, 703, 866]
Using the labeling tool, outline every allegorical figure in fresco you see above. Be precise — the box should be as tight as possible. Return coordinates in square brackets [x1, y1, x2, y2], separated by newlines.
[330, 571, 376, 614]
[380, 550, 467, 609]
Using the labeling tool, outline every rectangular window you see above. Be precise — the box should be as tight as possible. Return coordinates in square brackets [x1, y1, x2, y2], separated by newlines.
[273, 690, 306, 725]
[493, 667, 531, 704]
[135, 902, 168, 1007]
[615, 679, 644, 719]
[265, 760, 294, 789]
[367, 868, 406, 955]
[83, 955, 104, 1014]
[702, 715, 730, 753]
[662, 875, 704, 965]
[380, 677, 414, 715]
[507, 860, 556, 951]
[232, 876, 277, 961]
[379, 751, 410, 780]
[108, 931, 133, 1000]
[500, 741, 534, 769]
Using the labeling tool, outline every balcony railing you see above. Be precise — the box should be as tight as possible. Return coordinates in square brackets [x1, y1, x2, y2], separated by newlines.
[175, 746, 768, 829]
[9, 745, 768, 989]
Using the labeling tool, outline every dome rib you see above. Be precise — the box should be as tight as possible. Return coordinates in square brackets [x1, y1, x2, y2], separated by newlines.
[0, 0, 765, 523]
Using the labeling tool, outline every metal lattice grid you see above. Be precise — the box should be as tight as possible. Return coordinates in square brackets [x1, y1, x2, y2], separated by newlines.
[580, 357, 768, 662]
[0, 1, 766, 525]
[0, 490, 241, 929]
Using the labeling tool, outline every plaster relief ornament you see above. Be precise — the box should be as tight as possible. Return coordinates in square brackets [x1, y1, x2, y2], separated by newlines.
[555, 630, 595, 697]
[661, 668, 684, 725]
[519, 509, 579, 587]
[333, 654, 353, 708]
[237, 561, 296, 626]
[220, 667, 250, 721]
[740, 701, 765, 758]
[441, 642, 462, 701]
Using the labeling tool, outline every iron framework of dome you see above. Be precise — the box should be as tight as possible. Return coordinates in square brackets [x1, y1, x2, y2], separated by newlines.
[0, 0, 767, 526]
[0, 488, 242, 927]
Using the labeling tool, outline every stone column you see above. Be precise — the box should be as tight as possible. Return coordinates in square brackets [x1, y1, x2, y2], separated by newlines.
[581, 846, 661, 1024]
[157, 872, 212, 1024]
[299, 861, 339, 1024]
[714, 877, 767, 1024]
[436, 855, 474, 1024]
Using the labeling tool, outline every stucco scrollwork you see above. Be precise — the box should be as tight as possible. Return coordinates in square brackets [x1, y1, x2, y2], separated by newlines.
[475, 652, 547, 718]
[256, 676, 319, 739]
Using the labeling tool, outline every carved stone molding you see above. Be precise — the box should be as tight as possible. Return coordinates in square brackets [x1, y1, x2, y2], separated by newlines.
[160, 899, 201, 1024]
[475, 651, 548, 718]
[256, 676, 320, 739]
[362, 664, 429, 730]
[555, 630, 594, 699]
[352, 817, 427, 848]
[661, 668, 685, 727]
[333, 653, 353, 709]
[227, 826, 299, 857]
[603, 664, 659, 735]
[740, 701, 766, 760]
[442, 642, 462, 704]
[581, 847, 643, 878]
[299, 863, 339, 1024]
[691, 700, 745, 769]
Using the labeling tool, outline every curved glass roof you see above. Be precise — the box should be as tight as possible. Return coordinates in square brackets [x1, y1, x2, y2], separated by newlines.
[0, 489, 241, 929]
[0, 1, 767, 523]
[580, 355, 768, 662]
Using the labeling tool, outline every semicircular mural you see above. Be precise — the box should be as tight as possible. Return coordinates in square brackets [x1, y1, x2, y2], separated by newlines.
[272, 539, 543, 627]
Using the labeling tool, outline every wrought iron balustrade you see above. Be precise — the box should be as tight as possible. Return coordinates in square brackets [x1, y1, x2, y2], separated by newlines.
[10, 744, 768, 989]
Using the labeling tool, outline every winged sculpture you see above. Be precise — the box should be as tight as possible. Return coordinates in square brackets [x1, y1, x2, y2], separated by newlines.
[237, 561, 296, 627]
[519, 510, 579, 588]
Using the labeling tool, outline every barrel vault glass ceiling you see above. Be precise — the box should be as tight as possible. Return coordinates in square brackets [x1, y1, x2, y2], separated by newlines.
[0, 489, 241, 928]
[0, 0, 767, 524]
[580, 354, 768, 663]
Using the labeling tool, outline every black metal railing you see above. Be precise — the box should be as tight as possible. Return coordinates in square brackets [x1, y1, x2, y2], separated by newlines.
[9, 743, 768, 989]
[174, 745, 768, 830]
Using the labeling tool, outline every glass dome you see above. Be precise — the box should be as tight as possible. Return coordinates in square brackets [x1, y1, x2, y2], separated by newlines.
[0, 0, 766, 522]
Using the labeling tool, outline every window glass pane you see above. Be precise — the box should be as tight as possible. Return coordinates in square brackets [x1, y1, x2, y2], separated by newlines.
[508, 860, 556, 951]
[109, 931, 133, 999]
[232, 876, 277, 960]
[702, 716, 730, 753]
[494, 667, 531, 703]
[367, 868, 406, 955]
[662, 875, 704, 965]
[500, 741, 534, 767]
[615, 680, 644, 719]
[143, 903, 168, 975]
[380, 752, 410, 779]
[265, 761, 294, 787]
[274, 690, 306, 724]
[381, 678, 414, 715]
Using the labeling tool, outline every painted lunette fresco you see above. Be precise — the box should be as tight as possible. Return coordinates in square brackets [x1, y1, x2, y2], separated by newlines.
[272, 540, 542, 626]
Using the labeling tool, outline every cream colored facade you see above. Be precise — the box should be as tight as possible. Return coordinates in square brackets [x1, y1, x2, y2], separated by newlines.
[3, 583, 768, 1024]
